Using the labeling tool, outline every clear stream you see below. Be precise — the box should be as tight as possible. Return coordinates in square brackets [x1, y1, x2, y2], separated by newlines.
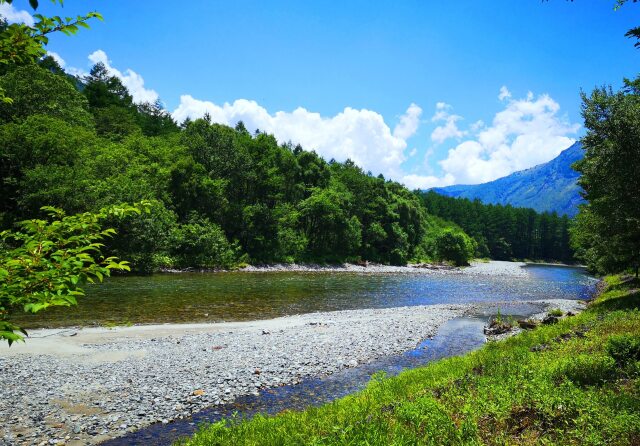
[18, 264, 595, 328]
[90, 265, 596, 445]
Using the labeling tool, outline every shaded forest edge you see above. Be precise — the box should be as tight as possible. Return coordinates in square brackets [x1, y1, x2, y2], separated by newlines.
[0, 59, 574, 274]
[178, 275, 640, 446]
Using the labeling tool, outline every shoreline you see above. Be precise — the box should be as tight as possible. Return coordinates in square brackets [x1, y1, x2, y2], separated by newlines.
[160, 259, 532, 276]
[0, 297, 585, 446]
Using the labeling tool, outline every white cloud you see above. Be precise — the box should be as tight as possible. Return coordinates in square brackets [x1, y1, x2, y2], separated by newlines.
[46, 51, 66, 68]
[430, 102, 466, 144]
[436, 89, 579, 185]
[173, 97, 423, 180]
[470, 120, 484, 132]
[0, 3, 34, 26]
[87, 50, 159, 104]
[393, 103, 422, 140]
[401, 173, 456, 190]
[498, 85, 511, 101]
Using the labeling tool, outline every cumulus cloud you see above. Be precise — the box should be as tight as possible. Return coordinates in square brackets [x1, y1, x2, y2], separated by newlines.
[430, 102, 466, 144]
[436, 89, 579, 185]
[498, 85, 512, 101]
[173, 96, 423, 180]
[0, 3, 34, 26]
[401, 173, 456, 190]
[87, 50, 159, 104]
[46, 51, 66, 68]
[393, 103, 422, 140]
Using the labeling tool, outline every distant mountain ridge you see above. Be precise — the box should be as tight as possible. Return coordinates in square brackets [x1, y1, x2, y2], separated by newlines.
[431, 142, 585, 217]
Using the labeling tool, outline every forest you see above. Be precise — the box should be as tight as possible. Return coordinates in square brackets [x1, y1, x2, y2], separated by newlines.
[420, 191, 574, 263]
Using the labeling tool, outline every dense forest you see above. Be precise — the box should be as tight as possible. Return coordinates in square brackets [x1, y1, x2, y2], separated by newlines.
[420, 191, 574, 263]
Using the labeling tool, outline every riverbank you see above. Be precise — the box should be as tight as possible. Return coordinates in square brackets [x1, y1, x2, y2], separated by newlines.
[0, 297, 581, 446]
[179, 275, 640, 446]
[164, 260, 530, 277]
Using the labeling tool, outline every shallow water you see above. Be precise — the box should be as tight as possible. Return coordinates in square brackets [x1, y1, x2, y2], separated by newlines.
[101, 316, 489, 446]
[17, 264, 596, 328]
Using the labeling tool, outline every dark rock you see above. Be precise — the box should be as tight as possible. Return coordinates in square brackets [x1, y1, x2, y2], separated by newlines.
[530, 344, 549, 352]
[517, 319, 538, 330]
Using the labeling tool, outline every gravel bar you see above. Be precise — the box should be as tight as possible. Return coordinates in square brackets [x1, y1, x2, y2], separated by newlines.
[0, 261, 558, 445]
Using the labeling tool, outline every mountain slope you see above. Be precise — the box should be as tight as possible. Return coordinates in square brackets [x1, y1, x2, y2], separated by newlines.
[431, 142, 585, 217]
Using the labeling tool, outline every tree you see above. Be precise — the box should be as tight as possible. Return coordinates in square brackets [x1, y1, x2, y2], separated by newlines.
[83, 62, 134, 109]
[434, 228, 476, 266]
[170, 213, 239, 269]
[0, 0, 102, 102]
[0, 64, 93, 126]
[572, 76, 640, 277]
[0, 203, 146, 345]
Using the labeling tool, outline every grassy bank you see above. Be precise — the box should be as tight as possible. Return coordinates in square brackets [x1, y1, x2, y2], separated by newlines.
[178, 276, 640, 446]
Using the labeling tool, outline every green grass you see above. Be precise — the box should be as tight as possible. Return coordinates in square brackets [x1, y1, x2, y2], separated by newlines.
[177, 275, 640, 446]
[548, 308, 564, 317]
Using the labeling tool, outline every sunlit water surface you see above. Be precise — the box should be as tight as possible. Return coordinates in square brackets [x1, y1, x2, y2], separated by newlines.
[18, 264, 595, 328]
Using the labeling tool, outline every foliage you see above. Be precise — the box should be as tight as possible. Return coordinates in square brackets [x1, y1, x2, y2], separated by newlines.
[548, 308, 564, 317]
[421, 191, 575, 263]
[572, 76, 640, 277]
[177, 278, 640, 446]
[0, 64, 93, 126]
[433, 228, 476, 266]
[0, 203, 145, 344]
[0, 0, 102, 103]
[169, 213, 239, 269]
[606, 334, 640, 365]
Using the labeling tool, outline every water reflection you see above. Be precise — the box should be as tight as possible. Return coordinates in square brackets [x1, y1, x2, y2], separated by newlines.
[17, 265, 596, 328]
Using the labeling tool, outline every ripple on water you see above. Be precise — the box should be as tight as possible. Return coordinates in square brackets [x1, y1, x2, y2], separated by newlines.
[15, 265, 597, 328]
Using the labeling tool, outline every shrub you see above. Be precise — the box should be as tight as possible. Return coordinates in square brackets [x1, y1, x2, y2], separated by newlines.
[549, 308, 564, 317]
[434, 229, 476, 266]
[606, 335, 640, 365]
[170, 213, 239, 269]
[553, 354, 616, 386]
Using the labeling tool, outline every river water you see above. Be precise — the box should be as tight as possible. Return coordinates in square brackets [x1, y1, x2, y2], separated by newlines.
[89, 264, 596, 445]
[17, 264, 595, 328]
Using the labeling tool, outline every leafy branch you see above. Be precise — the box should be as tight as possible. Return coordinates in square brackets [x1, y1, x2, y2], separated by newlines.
[0, 0, 102, 103]
[0, 202, 150, 345]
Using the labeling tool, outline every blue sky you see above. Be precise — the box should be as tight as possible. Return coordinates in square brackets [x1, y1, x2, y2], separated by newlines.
[3, 0, 639, 188]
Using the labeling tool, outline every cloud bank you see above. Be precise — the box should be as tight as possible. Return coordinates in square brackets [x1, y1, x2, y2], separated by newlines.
[402, 90, 579, 189]
[45, 50, 580, 191]
[173, 96, 423, 180]
[0, 3, 34, 26]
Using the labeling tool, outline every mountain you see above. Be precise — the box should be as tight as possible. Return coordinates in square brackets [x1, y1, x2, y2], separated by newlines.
[431, 142, 585, 217]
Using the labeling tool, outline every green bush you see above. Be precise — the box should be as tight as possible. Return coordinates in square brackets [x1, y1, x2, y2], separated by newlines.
[606, 335, 640, 365]
[549, 308, 564, 317]
[434, 228, 476, 266]
[170, 213, 238, 269]
[553, 354, 616, 386]
[103, 200, 177, 274]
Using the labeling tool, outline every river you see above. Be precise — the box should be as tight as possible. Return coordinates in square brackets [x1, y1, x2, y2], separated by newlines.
[15, 264, 595, 328]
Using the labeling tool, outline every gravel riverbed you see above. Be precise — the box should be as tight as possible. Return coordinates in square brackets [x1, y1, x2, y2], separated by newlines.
[0, 261, 581, 445]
